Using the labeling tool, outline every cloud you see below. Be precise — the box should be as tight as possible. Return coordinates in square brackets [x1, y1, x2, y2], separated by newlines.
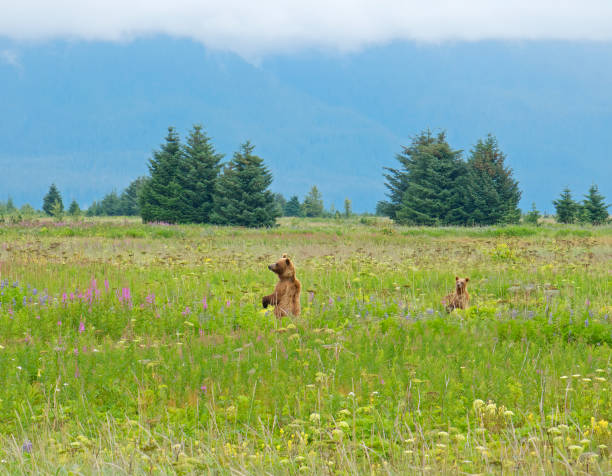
[1, 1, 612, 58]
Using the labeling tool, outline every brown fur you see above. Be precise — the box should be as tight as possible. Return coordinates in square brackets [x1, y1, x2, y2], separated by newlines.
[262, 254, 301, 317]
[443, 276, 470, 312]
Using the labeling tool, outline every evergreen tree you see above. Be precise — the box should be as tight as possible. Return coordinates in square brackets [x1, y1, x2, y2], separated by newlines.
[379, 132, 439, 220]
[302, 186, 324, 217]
[180, 125, 224, 223]
[6, 197, 15, 213]
[211, 141, 279, 227]
[42, 183, 63, 216]
[99, 191, 122, 216]
[273, 194, 287, 217]
[465, 134, 521, 224]
[68, 200, 81, 216]
[344, 198, 352, 218]
[582, 184, 609, 225]
[86, 201, 102, 217]
[120, 176, 149, 216]
[139, 127, 185, 223]
[284, 196, 302, 217]
[393, 131, 469, 225]
[553, 187, 579, 224]
[524, 203, 540, 225]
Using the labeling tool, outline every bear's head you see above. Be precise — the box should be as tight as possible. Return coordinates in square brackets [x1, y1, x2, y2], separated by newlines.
[455, 276, 469, 294]
[268, 253, 296, 279]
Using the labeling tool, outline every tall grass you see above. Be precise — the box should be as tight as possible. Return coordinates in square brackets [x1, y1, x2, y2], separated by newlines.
[0, 219, 610, 474]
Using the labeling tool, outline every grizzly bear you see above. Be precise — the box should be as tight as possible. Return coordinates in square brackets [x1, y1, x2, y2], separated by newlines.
[262, 254, 301, 317]
[442, 276, 470, 312]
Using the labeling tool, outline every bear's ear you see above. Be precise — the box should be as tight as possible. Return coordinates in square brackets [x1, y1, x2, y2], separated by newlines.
[455, 276, 459, 281]
[285, 258, 291, 266]
[465, 277, 470, 282]
[282, 253, 288, 259]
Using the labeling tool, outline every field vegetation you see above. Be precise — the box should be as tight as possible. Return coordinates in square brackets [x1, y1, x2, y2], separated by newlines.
[0, 217, 610, 474]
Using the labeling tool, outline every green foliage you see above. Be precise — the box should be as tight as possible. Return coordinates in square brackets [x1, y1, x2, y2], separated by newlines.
[211, 141, 279, 227]
[343, 198, 352, 218]
[50, 200, 64, 221]
[42, 183, 63, 216]
[465, 134, 521, 224]
[179, 125, 224, 223]
[553, 187, 579, 224]
[394, 130, 469, 225]
[68, 200, 81, 216]
[524, 202, 541, 225]
[581, 184, 609, 225]
[284, 195, 302, 217]
[119, 176, 149, 216]
[19, 203, 36, 217]
[139, 127, 186, 223]
[302, 185, 324, 217]
[272, 193, 286, 217]
[5, 196, 15, 213]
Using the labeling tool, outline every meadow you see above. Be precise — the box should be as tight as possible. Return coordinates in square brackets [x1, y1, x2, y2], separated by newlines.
[0, 217, 610, 475]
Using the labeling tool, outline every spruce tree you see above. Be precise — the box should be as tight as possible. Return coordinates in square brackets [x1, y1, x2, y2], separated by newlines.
[99, 191, 122, 216]
[284, 196, 302, 217]
[42, 183, 63, 216]
[380, 132, 439, 220]
[68, 200, 81, 216]
[6, 197, 15, 213]
[582, 184, 609, 225]
[120, 176, 149, 216]
[394, 131, 469, 225]
[302, 186, 324, 217]
[272, 194, 287, 218]
[553, 187, 578, 224]
[180, 125, 224, 223]
[465, 134, 521, 224]
[139, 127, 186, 223]
[524, 203, 540, 225]
[210, 141, 279, 227]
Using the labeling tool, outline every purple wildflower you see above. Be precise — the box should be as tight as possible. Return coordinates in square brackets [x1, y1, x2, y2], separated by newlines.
[202, 296, 208, 310]
[79, 321, 85, 333]
[22, 440, 32, 453]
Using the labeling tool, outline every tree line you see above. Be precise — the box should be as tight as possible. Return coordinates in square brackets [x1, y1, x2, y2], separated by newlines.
[5, 125, 609, 227]
[375, 129, 609, 226]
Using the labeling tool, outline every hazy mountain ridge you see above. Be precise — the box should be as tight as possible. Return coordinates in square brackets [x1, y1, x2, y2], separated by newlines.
[1, 37, 610, 212]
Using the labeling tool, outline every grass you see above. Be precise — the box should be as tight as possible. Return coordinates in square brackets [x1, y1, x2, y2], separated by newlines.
[0, 218, 610, 474]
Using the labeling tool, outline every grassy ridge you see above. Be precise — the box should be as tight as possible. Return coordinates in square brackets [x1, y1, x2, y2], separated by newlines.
[0, 219, 610, 474]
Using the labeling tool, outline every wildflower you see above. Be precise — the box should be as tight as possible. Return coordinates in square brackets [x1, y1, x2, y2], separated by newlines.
[226, 300, 231, 307]
[309, 413, 320, 423]
[202, 296, 208, 310]
[200, 385, 207, 393]
[78, 321, 85, 333]
[22, 440, 32, 453]
[331, 429, 344, 441]
[57, 320, 62, 326]
[473, 399, 485, 410]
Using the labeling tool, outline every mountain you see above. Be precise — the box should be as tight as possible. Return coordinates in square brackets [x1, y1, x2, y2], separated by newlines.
[1, 37, 611, 213]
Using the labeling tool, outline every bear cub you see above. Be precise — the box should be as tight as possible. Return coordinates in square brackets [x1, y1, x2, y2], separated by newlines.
[262, 254, 301, 317]
[443, 276, 470, 312]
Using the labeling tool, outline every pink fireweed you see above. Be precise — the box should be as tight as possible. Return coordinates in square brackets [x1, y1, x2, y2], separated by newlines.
[78, 321, 85, 333]
[202, 296, 208, 310]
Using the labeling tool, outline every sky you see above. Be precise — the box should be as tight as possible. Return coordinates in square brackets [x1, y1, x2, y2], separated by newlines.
[2, 1, 612, 58]
[1, 2, 611, 212]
